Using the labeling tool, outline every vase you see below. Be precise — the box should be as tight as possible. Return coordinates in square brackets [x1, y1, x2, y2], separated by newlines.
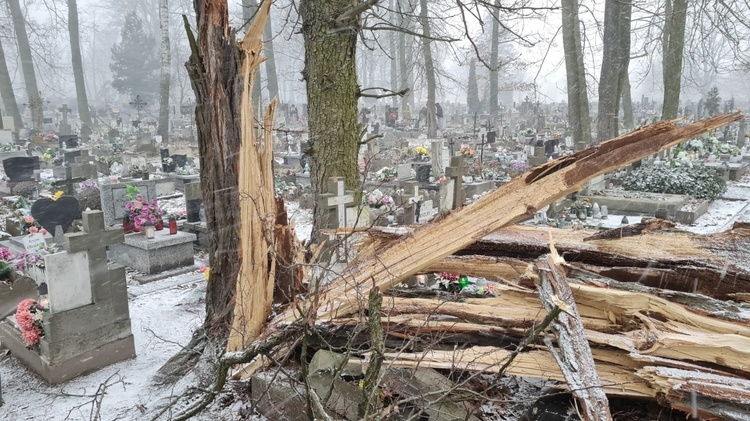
[155, 218, 164, 231]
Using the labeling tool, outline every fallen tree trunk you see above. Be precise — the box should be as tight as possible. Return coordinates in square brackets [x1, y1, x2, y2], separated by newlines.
[270, 113, 743, 328]
[365, 222, 750, 300]
[536, 253, 612, 420]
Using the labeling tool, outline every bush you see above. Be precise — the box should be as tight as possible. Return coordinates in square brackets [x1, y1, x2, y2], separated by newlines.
[76, 188, 102, 213]
[13, 181, 38, 199]
[622, 164, 726, 200]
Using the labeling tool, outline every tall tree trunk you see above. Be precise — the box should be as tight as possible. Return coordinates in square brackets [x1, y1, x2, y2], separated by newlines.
[621, 72, 634, 130]
[0, 37, 23, 131]
[596, 0, 631, 143]
[561, 0, 591, 148]
[398, 2, 414, 119]
[488, 0, 500, 121]
[242, 0, 263, 107]
[661, 0, 687, 120]
[185, 0, 243, 339]
[68, 0, 92, 131]
[467, 59, 480, 114]
[157, 0, 171, 143]
[7, 0, 43, 133]
[263, 11, 279, 101]
[389, 0, 398, 108]
[301, 0, 361, 243]
[419, 0, 437, 138]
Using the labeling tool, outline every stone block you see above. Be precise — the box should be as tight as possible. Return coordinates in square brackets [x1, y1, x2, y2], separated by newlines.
[99, 180, 156, 227]
[182, 222, 209, 249]
[44, 251, 92, 313]
[463, 180, 494, 198]
[109, 230, 196, 274]
[307, 373, 362, 420]
[154, 178, 176, 196]
[173, 174, 200, 192]
[0, 320, 135, 384]
[251, 373, 308, 421]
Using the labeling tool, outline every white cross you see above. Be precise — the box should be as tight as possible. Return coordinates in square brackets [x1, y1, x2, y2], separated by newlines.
[322, 177, 354, 228]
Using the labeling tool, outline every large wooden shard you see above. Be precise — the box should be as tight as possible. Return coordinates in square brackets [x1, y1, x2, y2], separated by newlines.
[267, 113, 742, 327]
[536, 252, 612, 420]
[228, 0, 277, 352]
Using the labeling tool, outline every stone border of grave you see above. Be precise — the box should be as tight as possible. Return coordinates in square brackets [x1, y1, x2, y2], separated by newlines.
[675, 199, 712, 225]
[581, 192, 687, 215]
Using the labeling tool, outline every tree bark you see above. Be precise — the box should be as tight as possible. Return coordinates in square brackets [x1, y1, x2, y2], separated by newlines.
[536, 254, 613, 421]
[185, 0, 244, 339]
[397, 1, 415, 119]
[68, 0, 92, 131]
[7, 0, 43, 133]
[596, 0, 631, 143]
[389, 0, 398, 108]
[0, 37, 23, 131]
[301, 0, 362, 243]
[157, 0, 171, 143]
[661, 0, 687, 120]
[488, 0, 500, 121]
[419, 0, 437, 138]
[621, 72, 634, 130]
[561, 0, 591, 148]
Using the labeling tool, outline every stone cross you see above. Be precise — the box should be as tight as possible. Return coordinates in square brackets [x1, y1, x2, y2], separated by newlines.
[401, 181, 422, 224]
[59, 104, 72, 125]
[445, 156, 465, 209]
[64, 211, 125, 302]
[318, 177, 355, 229]
[51, 167, 84, 195]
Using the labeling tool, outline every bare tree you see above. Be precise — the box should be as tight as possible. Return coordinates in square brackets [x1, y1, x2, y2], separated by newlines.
[489, 0, 500, 120]
[158, 0, 171, 143]
[661, 0, 687, 120]
[7, 0, 43, 132]
[561, 0, 591, 147]
[0, 36, 23, 130]
[68, 0, 92, 131]
[596, 0, 632, 143]
[419, 0, 437, 138]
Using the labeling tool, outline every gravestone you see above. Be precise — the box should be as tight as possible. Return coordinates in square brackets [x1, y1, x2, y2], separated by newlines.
[58, 104, 72, 135]
[0, 130, 12, 144]
[415, 165, 431, 183]
[0, 211, 135, 384]
[185, 182, 203, 223]
[417, 199, 434, 224]
[99, 180, 157, 227]
[400, 181, 422, 225]
[70, 150, 98, 180]
[171, 154, 188, 169]
[63, 149, 82, 165]
[160, 148, 175, 172]
[445, 156, 466, 209]
[431, 140, 444, 177]
[3, 156, 38, 182]
[438, 178, 455, 212]
[30, 196, 81, 233]
[319, 177, 355, 229]
[59, 135, 79, 149]
[397, 163, 413, 181]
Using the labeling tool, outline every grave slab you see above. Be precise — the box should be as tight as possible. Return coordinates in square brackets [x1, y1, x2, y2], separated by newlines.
[108, 229, 196, 274]
[0, 211, 135, 384]
[100, 180, 157, 227]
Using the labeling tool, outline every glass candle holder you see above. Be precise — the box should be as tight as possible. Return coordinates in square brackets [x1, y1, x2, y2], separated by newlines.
[144, 222, 155, 239]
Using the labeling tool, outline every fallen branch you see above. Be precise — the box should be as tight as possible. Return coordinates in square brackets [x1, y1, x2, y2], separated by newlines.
[536, 251, 612, 420]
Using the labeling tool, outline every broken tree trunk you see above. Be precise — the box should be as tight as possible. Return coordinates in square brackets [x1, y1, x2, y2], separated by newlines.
[536, 252, 612, 421]
[228, 0, 278, 352]
[364, 222, 750, 300]
[269, 113, 743, 327]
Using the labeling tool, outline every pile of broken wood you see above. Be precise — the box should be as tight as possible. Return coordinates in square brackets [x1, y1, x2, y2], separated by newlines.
[180, 113, 750, 420]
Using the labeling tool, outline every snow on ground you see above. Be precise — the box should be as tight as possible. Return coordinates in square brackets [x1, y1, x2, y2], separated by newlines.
[0, 272, 208, 421]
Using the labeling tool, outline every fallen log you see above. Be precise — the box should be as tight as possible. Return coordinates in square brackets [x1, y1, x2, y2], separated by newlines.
[536, 252, 612, 420]
[369, 222, 750, 299]
[272, 113, 744, 328]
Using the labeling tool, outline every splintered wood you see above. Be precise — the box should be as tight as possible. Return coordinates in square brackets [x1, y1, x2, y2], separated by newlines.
[238, 113, 750, 418]
[227, 0, 278, 352]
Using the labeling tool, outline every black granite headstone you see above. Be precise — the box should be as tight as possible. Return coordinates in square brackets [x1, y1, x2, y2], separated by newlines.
[59, 135, 79, 149]
[63, 149, 82, 165]
[30, 196, 81, 233]
[487, 131, 496, 144]
[171, 154, 188, 169]
[416, 165, 431, 183]
[3, 157, 36, 182]
[160, 149, 174, 172]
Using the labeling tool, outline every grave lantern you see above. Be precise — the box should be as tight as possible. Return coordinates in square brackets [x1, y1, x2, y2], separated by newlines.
[144, 221, 155, 239]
